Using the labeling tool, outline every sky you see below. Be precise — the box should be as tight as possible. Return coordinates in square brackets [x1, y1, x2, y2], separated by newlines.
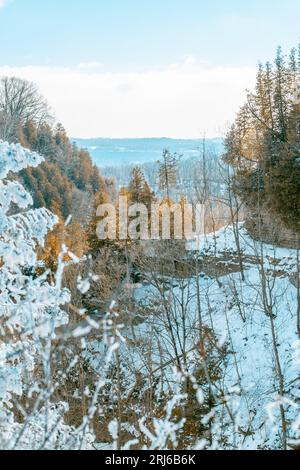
[0, 0, 300, 138]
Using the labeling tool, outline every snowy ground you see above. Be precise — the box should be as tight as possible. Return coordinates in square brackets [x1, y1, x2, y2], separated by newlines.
[84, 224, 300, 449]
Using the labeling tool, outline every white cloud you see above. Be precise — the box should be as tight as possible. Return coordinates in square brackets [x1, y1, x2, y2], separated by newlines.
[0, 61, 256, 138]
[77, 62, 104, 72]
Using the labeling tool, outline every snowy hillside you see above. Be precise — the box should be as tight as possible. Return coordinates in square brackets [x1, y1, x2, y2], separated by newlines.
[84, 224, 300, 449]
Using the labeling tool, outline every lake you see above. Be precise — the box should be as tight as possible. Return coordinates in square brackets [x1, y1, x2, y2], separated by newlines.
[73, 137, 224, 168]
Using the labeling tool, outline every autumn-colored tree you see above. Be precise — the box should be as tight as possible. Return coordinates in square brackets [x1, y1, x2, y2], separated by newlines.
[128, 166, 155, 206]
[40, 218, 88, 272]
[224, 44, 300, 233]
[86, 187, 111, 253]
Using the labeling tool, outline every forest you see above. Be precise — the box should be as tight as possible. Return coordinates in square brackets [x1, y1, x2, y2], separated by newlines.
[0, 42, 300, 452]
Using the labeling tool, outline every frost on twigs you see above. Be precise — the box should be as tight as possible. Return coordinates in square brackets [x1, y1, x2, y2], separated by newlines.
[0, 141, 126, 449]
[0, 141, 80, 449]
[0, 140, 43, 179]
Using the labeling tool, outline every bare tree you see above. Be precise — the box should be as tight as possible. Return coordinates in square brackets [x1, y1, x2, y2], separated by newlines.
[0, 77, 51, 141]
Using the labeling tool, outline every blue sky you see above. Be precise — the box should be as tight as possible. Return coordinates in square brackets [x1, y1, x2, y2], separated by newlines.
[0, 0, 300, 137]
[1, 0, 300, 69]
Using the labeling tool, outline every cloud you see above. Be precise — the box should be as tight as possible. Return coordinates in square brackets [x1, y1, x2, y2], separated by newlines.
[77, 62, 104, 72]
[0, 61, 256, 138]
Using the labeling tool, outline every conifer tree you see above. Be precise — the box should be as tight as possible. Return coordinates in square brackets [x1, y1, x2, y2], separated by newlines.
[158, 149, 181, 198]
[224, 44, 300, 233]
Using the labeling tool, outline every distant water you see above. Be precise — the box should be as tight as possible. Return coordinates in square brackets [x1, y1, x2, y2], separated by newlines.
[73, 137, 224, 168]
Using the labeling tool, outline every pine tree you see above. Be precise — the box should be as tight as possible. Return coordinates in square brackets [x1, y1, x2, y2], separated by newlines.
[158, 149, 181, 198]
[128, 166, 146, 203]
[128, 166, 155, 206]
[224, 44, 300, 233]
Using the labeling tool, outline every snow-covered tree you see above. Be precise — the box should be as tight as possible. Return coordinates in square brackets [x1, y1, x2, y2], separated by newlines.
[0, 140, 94, 449]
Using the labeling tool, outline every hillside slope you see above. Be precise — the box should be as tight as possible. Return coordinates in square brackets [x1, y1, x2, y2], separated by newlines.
[84, 224, 300, 449]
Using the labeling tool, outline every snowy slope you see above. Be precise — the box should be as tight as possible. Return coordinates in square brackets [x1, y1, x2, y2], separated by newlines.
[84, 224, 300, 449]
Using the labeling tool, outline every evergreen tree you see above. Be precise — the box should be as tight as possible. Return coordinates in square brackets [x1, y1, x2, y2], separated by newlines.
[158, 149, 181, 198]
[128, 166, 145, 203]
[128, 166, 155, 206]
[224, 43, 300, 233]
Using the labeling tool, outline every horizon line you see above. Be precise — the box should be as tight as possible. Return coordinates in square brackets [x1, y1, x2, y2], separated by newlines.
[71, 136, 224, 141]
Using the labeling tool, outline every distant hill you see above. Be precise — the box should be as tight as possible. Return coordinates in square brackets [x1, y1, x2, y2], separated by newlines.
[72, 137, 224, 168]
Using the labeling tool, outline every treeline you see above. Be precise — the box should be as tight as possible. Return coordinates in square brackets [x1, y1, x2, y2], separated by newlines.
[0, 76, 112, 265]
[19, 121, 107, 220]
[102, 150, 224, 198]
[224, 45, 300, 233]
[0, 76, 110, 222]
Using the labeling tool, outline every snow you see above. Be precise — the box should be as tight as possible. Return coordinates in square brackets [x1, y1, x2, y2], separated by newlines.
[84, 222, 300, 449]
[1, 138, 298, 449]
[0, 140, 94, 450]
